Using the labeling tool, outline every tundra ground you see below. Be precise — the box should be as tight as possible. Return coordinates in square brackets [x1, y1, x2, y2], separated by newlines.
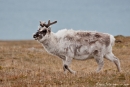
[0, 36, 130, 87]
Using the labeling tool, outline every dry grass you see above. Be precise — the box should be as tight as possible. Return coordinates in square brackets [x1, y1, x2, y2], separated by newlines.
[0, 36, 130, 87]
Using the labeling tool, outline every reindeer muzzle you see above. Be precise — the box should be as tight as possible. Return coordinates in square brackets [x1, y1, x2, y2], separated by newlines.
[33, 32, 39, 40]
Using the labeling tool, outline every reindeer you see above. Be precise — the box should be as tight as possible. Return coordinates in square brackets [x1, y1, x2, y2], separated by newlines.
[33, 20, 121, 74]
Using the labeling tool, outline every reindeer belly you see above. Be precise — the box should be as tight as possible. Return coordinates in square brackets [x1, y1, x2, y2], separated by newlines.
[74, 55, 93, 60]
[73, 47, 93, 60]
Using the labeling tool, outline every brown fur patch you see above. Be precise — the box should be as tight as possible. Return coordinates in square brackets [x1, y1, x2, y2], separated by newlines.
[94, 33, 110, 47]
[104, 36, 110, 47]
[64, 35, 74, 41]
[95, 33, 101, 38]
[76, 32, 91, 37]
[93, 50, 98, 55]
[74, 45, 81, 56]
[64, 31, 110, 47]
[89, 40, 97, 45]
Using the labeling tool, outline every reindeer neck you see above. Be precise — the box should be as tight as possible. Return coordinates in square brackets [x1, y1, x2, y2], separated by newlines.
[41, 32, 58, 53]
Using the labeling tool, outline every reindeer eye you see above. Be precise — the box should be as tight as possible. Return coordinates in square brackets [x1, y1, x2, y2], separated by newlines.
[39, 29, 47, 36]
[42, 29, 47, 33]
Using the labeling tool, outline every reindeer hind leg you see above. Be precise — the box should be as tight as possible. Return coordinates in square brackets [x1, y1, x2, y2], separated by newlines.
[105, 52, 121, 72]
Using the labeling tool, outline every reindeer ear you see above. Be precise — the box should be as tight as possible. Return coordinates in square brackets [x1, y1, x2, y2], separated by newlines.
[39, 21, 46, 27]
[40, 21, 43, 27]
[39, 21, 42, 23]
[40, 21, 43, 24]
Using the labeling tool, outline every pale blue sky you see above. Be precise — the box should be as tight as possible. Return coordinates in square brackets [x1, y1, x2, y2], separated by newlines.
[0, 0, 130, 40]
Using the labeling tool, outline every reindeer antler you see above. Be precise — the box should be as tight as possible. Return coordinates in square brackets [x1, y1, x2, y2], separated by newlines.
[40, 20, 57, 28]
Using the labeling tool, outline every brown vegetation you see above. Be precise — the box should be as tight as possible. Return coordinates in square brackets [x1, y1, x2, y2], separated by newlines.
[0, 36, 130, 87]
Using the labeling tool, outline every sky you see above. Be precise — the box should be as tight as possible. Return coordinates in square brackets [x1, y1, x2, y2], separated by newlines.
[0, 0, 130, 40]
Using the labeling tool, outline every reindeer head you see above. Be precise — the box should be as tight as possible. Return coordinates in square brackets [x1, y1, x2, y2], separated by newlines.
[33, 20, 57, 40]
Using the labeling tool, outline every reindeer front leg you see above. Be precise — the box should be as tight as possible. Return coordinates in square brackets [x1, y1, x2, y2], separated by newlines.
[62, 57, 76, 74]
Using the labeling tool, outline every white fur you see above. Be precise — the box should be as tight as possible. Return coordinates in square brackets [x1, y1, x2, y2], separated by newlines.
[36, 28, 121, 74]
